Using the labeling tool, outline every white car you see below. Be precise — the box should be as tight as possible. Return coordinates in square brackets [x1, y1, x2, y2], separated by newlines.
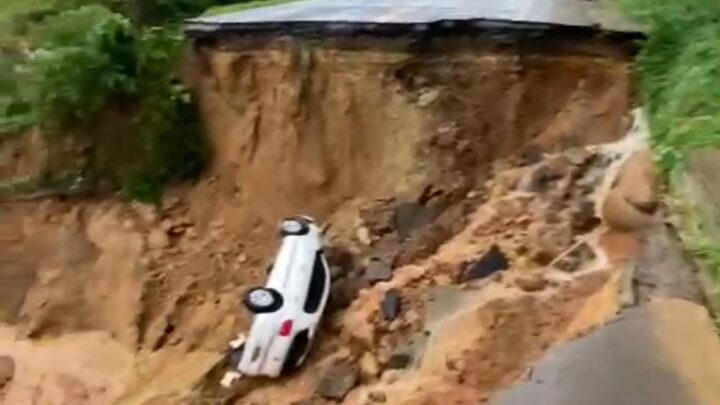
[235, 216, 331, 377]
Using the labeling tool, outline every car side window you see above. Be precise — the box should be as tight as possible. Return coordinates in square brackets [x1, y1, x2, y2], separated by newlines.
[304, 250, 327, 313]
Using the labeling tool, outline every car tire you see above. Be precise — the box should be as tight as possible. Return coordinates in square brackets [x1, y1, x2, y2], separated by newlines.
[280, 217, 310, 236]
[282, 330, 310, 375]
[244, 287, 283, 313]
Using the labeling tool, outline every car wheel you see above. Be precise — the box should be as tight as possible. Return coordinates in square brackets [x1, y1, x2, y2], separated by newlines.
[282, 330, 310, 375]
[280, 217, 310, 236]
[244, 287, 283, 313]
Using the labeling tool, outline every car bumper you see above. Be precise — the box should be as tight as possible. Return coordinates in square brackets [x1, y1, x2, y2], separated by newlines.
[237, 336, 291, 377]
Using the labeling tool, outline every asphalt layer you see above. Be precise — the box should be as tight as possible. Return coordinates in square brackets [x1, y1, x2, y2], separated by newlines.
[187, 0, 641, 34]
[489, 300, 720, 405]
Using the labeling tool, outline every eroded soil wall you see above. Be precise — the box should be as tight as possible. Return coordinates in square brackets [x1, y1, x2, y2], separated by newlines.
[187, 34, 633, 237]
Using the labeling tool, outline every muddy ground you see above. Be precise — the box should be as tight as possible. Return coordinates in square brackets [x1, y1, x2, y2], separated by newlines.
[0, 34, 655, 405]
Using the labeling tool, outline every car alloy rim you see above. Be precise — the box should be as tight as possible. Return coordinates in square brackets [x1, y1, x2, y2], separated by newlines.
[249, 289, 274, 307]
[282, 220, 303, 233]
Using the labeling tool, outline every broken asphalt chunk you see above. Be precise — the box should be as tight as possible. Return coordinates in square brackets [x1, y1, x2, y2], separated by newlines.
[464, 245, 508, 281]
[571, 198, 600, 233]
[317, 363, 358, 401]
[329, 277, 368, 311]
[364, 256, 393, 283]
[394, 202, 437, 240]
[517, 156, 572, 193]
[385, 332, 428, 370]
[381, 289, 402, 321]
[386, 352, 414, 370]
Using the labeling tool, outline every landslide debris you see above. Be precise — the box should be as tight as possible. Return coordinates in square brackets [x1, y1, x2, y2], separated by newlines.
[0, 34, 638, 404]
[226, 127, 655, 405]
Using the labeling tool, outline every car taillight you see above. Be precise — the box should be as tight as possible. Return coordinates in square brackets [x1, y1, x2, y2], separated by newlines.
[279, 320, 293, 337]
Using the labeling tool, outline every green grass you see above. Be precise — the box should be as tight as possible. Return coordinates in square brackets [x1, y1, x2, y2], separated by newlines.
[203, 0, 302, 16]
[618, 0, 720, 315]
[618, 0, 720, 171]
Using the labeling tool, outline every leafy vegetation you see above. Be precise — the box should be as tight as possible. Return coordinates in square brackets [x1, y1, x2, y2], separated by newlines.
[618, 0, 720, 311]
[618, 0, 720, 171]
[0, 0, 267, 201]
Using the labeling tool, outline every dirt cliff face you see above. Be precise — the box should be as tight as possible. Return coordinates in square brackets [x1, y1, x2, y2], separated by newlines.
[187, 34, 632, 244]
[0, 129, 86, 186]
[0, 33, 637, 404]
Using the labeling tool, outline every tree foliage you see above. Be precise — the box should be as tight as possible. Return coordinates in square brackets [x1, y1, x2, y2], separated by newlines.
[0, 0, 224, 200]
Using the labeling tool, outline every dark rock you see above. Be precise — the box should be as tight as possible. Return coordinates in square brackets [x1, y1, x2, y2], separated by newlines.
[360, 203, 396, 237]
[381, 289, 402, 321]
[571, 198, 601, 233]
[364, 257, 393, 283]
[518, 144, 544, 166]
[384, 333, 428, 370]
[386, 352, 414, 370]
[418, 184, 445, 205]
[317, 363, 358, 401]
[330, 277, 368, 311]
[517, 156, 572, 193]
[394, 202, 437, 240]
[464, 245, 508, 281]
[369, 391, 387, 403]
[325, 245, 355, 278]
[394, 216, 458, 268]
[0, 356, 14, 388]
[576, 164, 608, 195]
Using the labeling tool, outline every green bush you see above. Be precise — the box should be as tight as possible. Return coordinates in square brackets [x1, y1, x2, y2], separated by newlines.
[0, 3, 209, 201]
[1, 0, 288, 200]
[27, 6, 136, 128]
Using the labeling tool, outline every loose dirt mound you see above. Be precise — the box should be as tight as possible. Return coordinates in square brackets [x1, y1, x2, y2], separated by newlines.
[0, 34, 636, 404]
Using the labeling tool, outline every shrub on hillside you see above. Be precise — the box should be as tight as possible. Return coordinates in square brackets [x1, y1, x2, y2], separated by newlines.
[1, 3, 208, 201]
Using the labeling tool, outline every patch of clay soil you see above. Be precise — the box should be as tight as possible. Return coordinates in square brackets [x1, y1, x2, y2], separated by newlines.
[0, 326, 134, 404]
[0, 34, 638, 404]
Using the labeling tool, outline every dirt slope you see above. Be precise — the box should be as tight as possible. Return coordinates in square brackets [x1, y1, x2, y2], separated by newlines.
[0, 34, 636, 404]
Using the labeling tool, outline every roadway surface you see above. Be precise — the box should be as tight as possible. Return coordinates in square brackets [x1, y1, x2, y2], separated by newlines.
[187, 0, 641, 34]
[489, 299, 720, 405]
